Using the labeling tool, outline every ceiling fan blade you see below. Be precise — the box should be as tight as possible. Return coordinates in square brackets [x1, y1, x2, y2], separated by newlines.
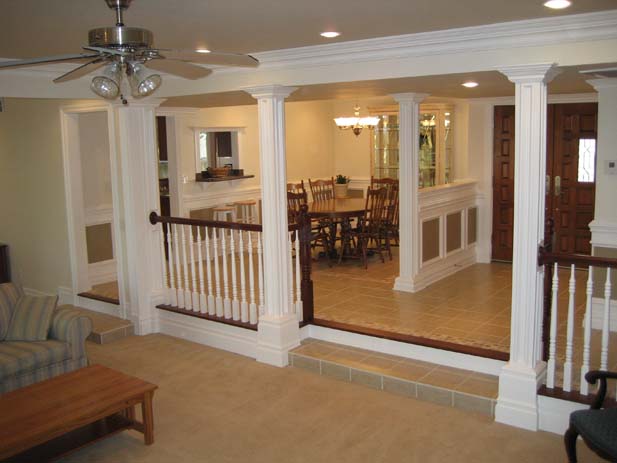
[53, 58, 108, 83]
[82, 46, 129, 57]
[0, 53, 100, 69]
[161, 50, 259, 68]
[145, 59, 212, 80]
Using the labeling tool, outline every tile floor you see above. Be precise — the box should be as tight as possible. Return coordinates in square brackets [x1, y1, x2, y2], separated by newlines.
[290, 338, 498, 416]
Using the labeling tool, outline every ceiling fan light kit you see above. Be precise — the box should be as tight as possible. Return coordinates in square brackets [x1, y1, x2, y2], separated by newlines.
[0, 0, 258, 101]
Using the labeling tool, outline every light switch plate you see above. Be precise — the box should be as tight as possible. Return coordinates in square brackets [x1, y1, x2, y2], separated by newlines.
[606, 160, 617, 175]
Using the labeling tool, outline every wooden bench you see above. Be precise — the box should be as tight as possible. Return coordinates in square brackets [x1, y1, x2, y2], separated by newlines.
[0, 364, 157, 462]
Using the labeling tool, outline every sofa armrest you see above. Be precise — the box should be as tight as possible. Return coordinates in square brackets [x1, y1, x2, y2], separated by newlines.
[49, 307, 93, 360]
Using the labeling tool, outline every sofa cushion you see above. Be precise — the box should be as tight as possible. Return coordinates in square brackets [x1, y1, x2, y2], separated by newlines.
[5, 295, 58, 341]
[0, 340, 71, 381]
[0, 283, 23, 341]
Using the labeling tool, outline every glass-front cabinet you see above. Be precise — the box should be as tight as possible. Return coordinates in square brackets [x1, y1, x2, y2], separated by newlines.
[370, 104, 454, 188]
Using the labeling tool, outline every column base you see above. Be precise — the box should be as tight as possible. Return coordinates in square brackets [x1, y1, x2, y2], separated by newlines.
[256, 314, 301, 367]
[495, 361, 547, 431]
[393, 275, 421, 293]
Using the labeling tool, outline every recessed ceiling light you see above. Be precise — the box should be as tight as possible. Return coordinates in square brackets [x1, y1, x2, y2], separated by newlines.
[320, 31, 340, 38]
[462, 81, 479, 88]
[195, 48, 211, 54]
[543, 0, 571, 9]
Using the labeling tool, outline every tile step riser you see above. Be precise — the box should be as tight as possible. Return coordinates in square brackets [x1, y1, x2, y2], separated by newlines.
[87, 325, 135, 345]
[289, 353, 495, 417]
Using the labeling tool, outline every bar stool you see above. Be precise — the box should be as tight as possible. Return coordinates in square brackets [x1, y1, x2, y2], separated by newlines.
[212, 205, 237, 222]
[234, 199, 258, 224]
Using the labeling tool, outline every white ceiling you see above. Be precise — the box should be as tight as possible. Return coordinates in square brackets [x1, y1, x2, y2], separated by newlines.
[1, 0, 616, 58]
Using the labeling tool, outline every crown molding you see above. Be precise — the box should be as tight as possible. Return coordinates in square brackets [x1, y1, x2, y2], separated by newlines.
[250, 10, 617, 70]
[156, 107, 201, 116]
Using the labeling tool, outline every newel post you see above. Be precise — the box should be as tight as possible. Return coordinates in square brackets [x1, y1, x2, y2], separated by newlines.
[297, 204, 314, 323]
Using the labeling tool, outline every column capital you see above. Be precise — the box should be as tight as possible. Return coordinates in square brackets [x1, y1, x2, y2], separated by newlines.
[390, 92, 429, 104]
[109, 97, 166, 109]
[244, 85, 298, 100]
[587, 77, 617, 91]
[498, 63, 560, 84]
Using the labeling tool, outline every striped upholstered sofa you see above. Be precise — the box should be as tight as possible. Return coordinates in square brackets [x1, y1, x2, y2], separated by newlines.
[0, 283, 92, 394]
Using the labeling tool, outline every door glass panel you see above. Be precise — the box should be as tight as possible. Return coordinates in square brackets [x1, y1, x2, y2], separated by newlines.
[577, 138, 596, 183]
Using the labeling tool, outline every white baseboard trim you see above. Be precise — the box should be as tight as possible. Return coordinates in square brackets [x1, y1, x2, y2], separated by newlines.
[414, 249, 476, 292]
[591, 297, 617, 331]
[158, 309, 258, 359]
[538, 395, 588, 435]
[589, 220, 617, 248]
[88, 259, 117, 286]
[308, 324, 504, 376]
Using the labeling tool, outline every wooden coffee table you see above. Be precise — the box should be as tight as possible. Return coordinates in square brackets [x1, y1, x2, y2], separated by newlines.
[0, 364, 157, 462]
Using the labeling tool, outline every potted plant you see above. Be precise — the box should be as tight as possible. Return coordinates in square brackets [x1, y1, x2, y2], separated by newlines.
[334, 174, 350, 198]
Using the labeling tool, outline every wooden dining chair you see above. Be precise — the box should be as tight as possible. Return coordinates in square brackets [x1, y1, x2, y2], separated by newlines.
[381, 184, 399, 259]
[344, 186, 388, 268]
[287, 181, 306, 195]
[308, 177, 335, 201]
[287, 191, 331, 265]
[370, 176, 398, 190]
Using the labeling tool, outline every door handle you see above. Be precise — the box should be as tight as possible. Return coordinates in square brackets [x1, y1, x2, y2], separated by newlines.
[546, 175, 551, 194]
[554, 176, 561, 197]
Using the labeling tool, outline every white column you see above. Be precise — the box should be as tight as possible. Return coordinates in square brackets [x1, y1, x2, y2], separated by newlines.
[494, 63, 559, 431]
[391, 93, 428, 293]
[111, 98, 166, 334]
[245, 85, 299, 367]
[588, 78, 617, 249]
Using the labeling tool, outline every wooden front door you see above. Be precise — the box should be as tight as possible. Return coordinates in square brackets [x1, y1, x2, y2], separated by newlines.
[491, 103, 598, 261]
[491, 106, 516, 261]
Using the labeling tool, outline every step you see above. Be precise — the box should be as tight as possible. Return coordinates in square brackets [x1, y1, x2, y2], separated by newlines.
[60, 305, 134, 345]
[289, 339, 498, 417]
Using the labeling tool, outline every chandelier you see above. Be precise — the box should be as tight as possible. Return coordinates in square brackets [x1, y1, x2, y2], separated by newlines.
[334, 105, 380, 136]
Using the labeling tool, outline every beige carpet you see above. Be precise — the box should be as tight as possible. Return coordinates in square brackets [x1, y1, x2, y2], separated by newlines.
[56, 334, 602, 463]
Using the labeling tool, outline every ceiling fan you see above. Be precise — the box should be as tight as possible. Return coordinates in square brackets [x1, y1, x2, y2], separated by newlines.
[0, 0, 259, 100]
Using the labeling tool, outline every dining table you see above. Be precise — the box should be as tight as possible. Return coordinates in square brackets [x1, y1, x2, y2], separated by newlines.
[307, 197, 366, 259]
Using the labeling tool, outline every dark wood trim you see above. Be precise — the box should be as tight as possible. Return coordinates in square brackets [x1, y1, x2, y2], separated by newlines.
[149, 211, 263, 232]
[157, 304, 258, 331]
[77, 292, 120, 306]
[195, 173, 255, 183]
[538, 247, 617, 268]
[311, 318, 510, 361]
[538, 385, 617, 408]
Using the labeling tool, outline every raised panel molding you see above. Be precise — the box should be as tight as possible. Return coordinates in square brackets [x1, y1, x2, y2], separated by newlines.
[84, 205, 114, 226]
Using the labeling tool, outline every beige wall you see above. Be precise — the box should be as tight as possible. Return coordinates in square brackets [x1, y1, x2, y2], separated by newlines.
[0, 98, 91, 293]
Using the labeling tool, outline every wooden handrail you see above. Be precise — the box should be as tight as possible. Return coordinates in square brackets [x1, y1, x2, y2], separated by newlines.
[538, 246, 617, 268]
[149, 211, 300, 232]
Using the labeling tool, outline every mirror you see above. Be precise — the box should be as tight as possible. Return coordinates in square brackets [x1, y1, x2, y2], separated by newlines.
[194, 129, 240, 172]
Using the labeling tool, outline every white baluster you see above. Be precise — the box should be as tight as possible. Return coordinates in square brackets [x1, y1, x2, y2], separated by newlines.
[258, 232, 265, 319]
[295, 230, 303, 322]
[158, 223, 170, 305]
[230, 230, 240, 321]
[563, 264, 576, 392]
[166, 223, 178, 307]
[601, 267, 612, 371]
[248, 232, 257, 325]
[213, 228, 223, 317]
[189, 225, 198, 311]
[181, 224, 192, 310]
[287, 231, 294, 315]
[196, 227, 207, 314]
[205, 227, 215, 316]
[546, 263, 559, 389]
[580, 266, 594, 395]
[221, 228, 231, 319]
[239, 230, 249, 323]
[174, 224, 184, 309]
